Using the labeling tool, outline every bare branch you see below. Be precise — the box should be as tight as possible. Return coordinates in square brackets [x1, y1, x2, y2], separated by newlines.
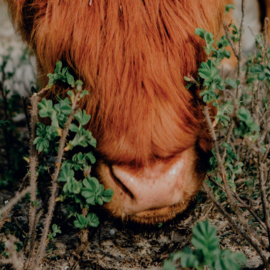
[258, 155, 270, 246]
[0, 187, 31, 218]
[4, 236, 24, 270]
[204, 183, 270, 269]
[223, 22, 238, 58]
[204, 106, 268, 249]
[30, 91, 81, 270]
[236, 0, 245, 99]
[28, 93, 39, 261]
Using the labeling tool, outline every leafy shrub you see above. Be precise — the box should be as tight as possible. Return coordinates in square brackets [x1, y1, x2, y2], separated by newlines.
[33, 60, 113, 232]
[163, 220, 246, 270]
[0, 59, 114, 269]
[164, 4, 270, 269]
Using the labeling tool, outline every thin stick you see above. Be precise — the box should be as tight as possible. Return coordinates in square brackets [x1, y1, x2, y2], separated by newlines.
[222, 122, 235, 162]
[36, 87, 48, 97]
[0, 187, 31, 217]
[236, 0, 245, 99]
[30, 91, 81, 270]
[4, 236, 24, 270]
[207, 176, 267, 231]
[223, 22, 238, 58]
[204, 183, 270, 270]
[258, 155, 270, 247]
[204, 106, 267, 249]
[27, 93, 39, 261]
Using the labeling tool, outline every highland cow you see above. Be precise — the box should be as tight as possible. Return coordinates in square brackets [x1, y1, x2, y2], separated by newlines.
[5, 0, 244, 224]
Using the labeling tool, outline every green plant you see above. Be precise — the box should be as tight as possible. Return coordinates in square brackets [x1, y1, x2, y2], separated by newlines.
[31, 61, 113, 233]
[48, 224, 61, 241]
[0, 60, 114, 269]
[166, 3, 270, 269]
[163, 220, 246, 270]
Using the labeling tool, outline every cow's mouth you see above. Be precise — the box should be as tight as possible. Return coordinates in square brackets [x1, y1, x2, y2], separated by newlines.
[96, 146, 206, 224]
[130, 201, 190, 223]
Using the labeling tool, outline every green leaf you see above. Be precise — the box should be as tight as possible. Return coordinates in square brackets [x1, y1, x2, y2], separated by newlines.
[97, 196, 103, 205]
[191, 220, 219, 253]
[163, 260, 176, 270]
[225, 4, 235, 14]
[33, 137, 49, 152]
[85, 152, 96, 164]
[195, 28, 206, 39]
[52, 224, 61, 234]
[66, 126, 96, 150]
[38, 98, 54, 118]
[225, 78, 238, 89]
[69, 123, 79, 133]
[83, 177, 99, 189]
[74, 110, 91, 125]
[54, 61, 62, 74]
[75, 80, 83, 91]
[66, 69, 75, 87]
[102, 189, 114, 202]
[87, 213, 99, 227]
[175, 247, 200, 269]
[250, 65, 263, 74]
[74, 214, 88, 229]
[57, 163, 75, 182]
[212, 249, 246, 270]
[184, 76, 192, 82]
[81, 177, 111, 206]
[80, 90, 89, 98]
[56, 98, 72, 115]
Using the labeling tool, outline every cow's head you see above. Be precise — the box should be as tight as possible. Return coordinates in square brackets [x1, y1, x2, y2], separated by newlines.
[6, 0, 226, 223]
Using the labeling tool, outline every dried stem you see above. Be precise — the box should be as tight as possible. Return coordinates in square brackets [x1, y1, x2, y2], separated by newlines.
[223, 0, 245, 99]
[236, 0, 245, 100]
[0, 187, 31, 218]
[222, 122, 235, 162]
[204, 106, 267, 249]
[30, 91, 81, 270]
[207, 175, 267, 232]
[27, 93, 40, 262]
[258, 116, 270, 146]
[36, 87, 48, 97]
[4, 236, 24, 270]
[204, 183, 270, 270]
[258, 154, 270, 247]
[0, 211, 9, 231]
[223, 23, 238, 58]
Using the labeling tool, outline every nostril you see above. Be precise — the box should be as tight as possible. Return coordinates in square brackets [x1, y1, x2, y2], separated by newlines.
[109, 166, 134, 199]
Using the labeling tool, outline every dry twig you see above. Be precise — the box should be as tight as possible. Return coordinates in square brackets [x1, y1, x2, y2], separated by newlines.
[0, 187, 31, 218]
[30, 91, 81, 270]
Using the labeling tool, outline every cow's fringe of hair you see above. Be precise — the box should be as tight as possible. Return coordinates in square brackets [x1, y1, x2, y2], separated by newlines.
[5, 0, 226, 166]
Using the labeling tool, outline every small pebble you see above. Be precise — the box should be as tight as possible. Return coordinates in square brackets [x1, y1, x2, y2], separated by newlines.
[109, 229, 115, 236]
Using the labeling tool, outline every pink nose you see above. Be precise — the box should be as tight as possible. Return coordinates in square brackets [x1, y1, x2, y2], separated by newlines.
[111, 156, 188, 215]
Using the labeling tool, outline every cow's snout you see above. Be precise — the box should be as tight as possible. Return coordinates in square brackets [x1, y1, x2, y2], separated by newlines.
[98, 147, 205, 223]
[111, 158, 186, 214]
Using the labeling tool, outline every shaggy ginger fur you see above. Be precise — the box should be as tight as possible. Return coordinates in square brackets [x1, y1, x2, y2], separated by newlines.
[6, 0, 229, 223]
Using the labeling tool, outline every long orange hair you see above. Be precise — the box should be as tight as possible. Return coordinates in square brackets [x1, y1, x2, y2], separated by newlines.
[7, 0, 226, 166]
